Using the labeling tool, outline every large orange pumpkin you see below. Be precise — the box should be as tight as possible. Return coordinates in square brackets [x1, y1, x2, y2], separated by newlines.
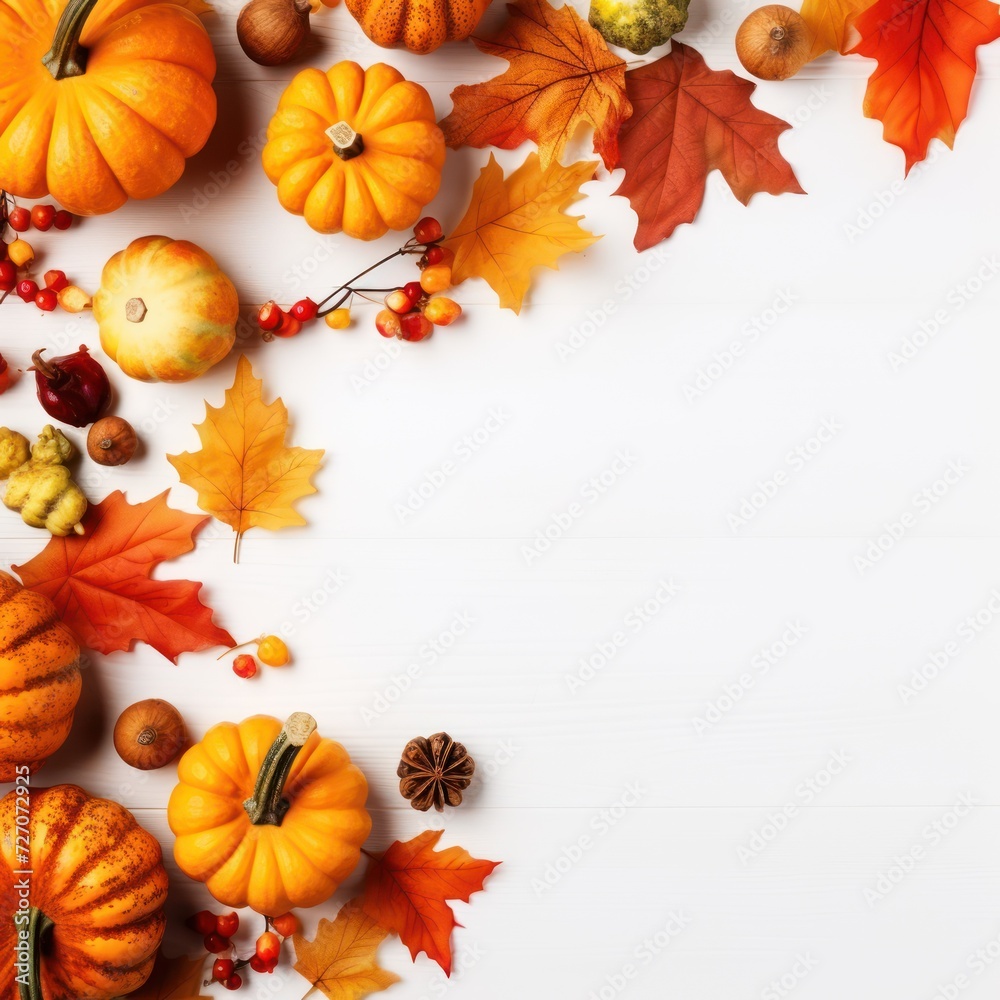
[345, 0, 491, 53]
[168, 712, 371, 915]
[263, 61, 445, 240]
[0, 784, 168, 1000]
[0, 0, 217, 216]
[0, 570, 81, 782]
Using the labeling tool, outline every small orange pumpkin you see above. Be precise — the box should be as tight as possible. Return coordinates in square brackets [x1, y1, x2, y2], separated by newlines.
[345, 0, 491, 52]
[0, 570, 81, 782]
[168, 712, 371, 915]
[263, 61, 445, 240]
[0, 0, 217, 215]
[0, 784, 168, 999]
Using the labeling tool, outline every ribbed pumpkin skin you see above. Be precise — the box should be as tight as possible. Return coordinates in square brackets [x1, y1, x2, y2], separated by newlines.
[93, 236, 239, 382]
[263, 62, 445, 240]
[345, 0, 492, 53]
[0, 570, 81, 782]
[168, 715, 372, 915]
[0, 0, 217, 215]
[0, 784, 168, 1000]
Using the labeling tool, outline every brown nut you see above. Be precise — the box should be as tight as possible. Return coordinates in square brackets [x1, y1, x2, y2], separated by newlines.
[87, 416, 137, 466]
[113, 698, 186, 770]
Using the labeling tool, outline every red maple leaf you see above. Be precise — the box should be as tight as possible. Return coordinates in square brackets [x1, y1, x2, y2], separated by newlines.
[613, 41, 803, 252]
[849, 0, 1000, 172]
[359, 830, 500, 975]
[13, 491, 233, 663]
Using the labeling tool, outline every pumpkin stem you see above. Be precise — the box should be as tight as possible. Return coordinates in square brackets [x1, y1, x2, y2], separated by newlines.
[327, 121, 364, 161]
[243, 713, 317, 826]
[125, 298, 147, 323]
[41, 0, 101, 80]
[18, 907, 54, 1000]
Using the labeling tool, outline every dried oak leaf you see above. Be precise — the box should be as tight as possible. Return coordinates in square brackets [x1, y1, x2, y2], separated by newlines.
[441, 152, 599, 313]
[121, 951, 210, 1000]
[293, 903, 400, 1000]
[13, 491, 234, 663]
[799, 0, 876, 57]
[848, 0, 1000, 172]
[168, 355, 324, 561]
[439, 0, 631, 169]
[613, 42, 804, 252]
[360, 830, 500, 976]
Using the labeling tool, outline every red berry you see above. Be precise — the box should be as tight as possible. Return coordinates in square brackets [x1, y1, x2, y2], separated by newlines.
[43, 269, 68, 291]
[273, 311, 302, 338]
[204, 933, 230, 954]
[16, 279, 38, 303]
[249, 954, 269, 974]
[290, 297, 318, 321]
[212, 958, 235, 982]
[0, 260, 16, 292]
[223, 973, 242, 991]
[400, 311, 433, 342]
[256, 931, 281, 964]
[424, 245, 444, 265]
[403, 281, 423, 303]
[185, 910, 218, 935]
[413, 216, 443, 243]
[425, 296, 462, 327]
[7, 207, 30, 232]
[270, 912, 298, 937]
[216, 912, 240, 938]
[35, 288, 58, 312]
[233, 654, 257, 679]
[257, 300, 282, 331]
[31, 204, 56, 231]
[384, 288, 413, 314]
[375, 309, 401, 338]
[53, 210, 73, 230]
[0, 241, 6, 260]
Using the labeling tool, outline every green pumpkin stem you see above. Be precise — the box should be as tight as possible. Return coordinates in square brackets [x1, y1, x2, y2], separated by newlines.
[18, 907, 54, 1000]
[243, 713, 316, 826]
[42, 0, 102, 80]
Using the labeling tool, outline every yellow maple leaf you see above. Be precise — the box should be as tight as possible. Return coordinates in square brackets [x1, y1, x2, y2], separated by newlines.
[125, 952, 210, 1000]
[800, 0, 875, 56]
[441, 152, 600, 313]
[293, 903, 401, 1000]
[168, 355, 324, 561]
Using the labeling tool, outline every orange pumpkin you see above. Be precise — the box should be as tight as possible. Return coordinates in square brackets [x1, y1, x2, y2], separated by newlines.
[168, 712, 371, 915]
[345, 0, 491, 52]
[0, 570, 81, 782]
[0, 784, 168, 999]
[0, 0, 217, 216]
[263, 61, 445, 240]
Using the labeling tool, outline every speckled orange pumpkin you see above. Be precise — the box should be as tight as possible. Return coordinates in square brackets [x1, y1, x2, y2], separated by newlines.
[0, 570, 81, 782]
[345, 0, 492, 53]
[0, 784, 168, 1000]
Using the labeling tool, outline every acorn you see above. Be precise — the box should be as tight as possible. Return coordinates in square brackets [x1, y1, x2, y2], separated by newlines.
[87, 416, 138, 466]
[237, 0, 312, 65]
[113, 699, 186, 770]
[735, 4, 813, 80]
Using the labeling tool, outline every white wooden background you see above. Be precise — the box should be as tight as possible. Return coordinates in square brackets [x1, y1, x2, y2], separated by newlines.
[3, 0, 1000, 995]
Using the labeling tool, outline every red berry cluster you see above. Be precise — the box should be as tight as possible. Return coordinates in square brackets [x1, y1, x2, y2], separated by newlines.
[256, 217, 462, 343]
[185, 909, 299, 991]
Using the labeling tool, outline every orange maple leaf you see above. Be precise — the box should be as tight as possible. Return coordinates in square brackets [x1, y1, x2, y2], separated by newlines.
[613, 42, 803, 252]
[800, 0, 877, 56]
[359, 830, 500, 976]
[439, 0, 631, 169]
[125, 952, 210, 1000]
[13, 491, 234, 663]
[848, 0, 1000, 172]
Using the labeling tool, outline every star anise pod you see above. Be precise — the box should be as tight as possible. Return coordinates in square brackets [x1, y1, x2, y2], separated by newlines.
[397, 732, 475, 812]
